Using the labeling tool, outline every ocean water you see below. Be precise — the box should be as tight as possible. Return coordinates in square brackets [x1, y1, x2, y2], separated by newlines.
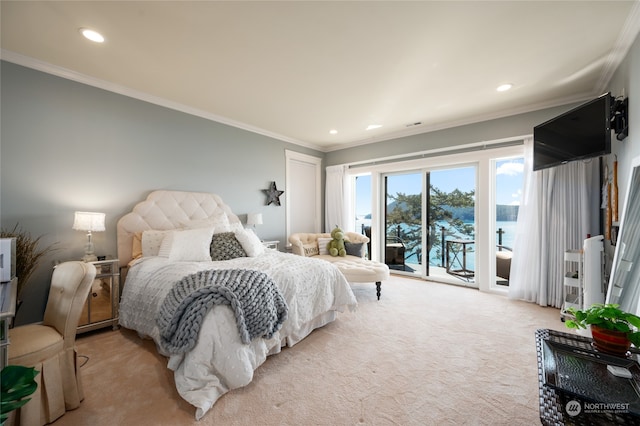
[355, 217, 517, 269]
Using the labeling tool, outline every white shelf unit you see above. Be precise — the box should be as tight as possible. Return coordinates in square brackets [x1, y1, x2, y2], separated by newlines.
[561, 250, 583, 320]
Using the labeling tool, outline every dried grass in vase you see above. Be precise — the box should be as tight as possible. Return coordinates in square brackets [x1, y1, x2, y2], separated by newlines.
[1, 223, 59, 299]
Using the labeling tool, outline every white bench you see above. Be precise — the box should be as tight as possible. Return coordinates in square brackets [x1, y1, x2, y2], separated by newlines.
[289, 232, 390, 300]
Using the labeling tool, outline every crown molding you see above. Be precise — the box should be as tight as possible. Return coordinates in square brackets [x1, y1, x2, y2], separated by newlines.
[0, 49, 326, 153]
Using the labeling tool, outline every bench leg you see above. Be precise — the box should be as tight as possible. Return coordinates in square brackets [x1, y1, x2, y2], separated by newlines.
[376, 281, 381, 300]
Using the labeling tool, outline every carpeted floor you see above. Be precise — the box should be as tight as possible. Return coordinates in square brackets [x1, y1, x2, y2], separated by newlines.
[56, 275, 565, 425]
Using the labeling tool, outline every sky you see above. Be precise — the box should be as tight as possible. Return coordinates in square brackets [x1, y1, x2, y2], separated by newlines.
[355, 158, 524, 216]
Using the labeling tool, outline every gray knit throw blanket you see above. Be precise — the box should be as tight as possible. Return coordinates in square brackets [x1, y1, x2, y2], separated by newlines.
[156, 269, 288, 354]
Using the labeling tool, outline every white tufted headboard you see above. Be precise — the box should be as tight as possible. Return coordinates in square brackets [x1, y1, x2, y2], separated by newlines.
[116, 190, 242, 266]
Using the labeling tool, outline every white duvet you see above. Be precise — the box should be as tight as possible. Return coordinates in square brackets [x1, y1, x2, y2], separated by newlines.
[119, 250, 357, 419]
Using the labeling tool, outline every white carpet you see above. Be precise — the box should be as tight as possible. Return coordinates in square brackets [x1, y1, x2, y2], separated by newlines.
[58, 275, 565, 425]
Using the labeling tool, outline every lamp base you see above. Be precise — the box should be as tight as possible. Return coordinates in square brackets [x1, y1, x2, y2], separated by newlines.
[81, 254, 98, 262]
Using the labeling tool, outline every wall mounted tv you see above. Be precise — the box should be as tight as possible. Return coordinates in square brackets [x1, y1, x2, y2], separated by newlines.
[533, 93, 611, 171]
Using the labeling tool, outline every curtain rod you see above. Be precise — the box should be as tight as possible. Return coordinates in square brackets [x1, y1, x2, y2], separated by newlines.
[348, 139, 524, 170]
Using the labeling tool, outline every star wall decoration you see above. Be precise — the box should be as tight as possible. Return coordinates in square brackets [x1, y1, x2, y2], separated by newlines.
[263, 181, 284, 206]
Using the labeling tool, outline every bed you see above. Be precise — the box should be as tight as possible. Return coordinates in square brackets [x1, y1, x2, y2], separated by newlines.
[117, 190, 357, 419]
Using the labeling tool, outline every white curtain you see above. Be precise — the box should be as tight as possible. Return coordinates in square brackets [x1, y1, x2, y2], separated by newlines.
[325, 165, 348, 232]
[509, 138, 598, 307]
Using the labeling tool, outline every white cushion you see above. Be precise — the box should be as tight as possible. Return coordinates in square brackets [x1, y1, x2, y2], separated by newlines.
[163, 227, 215, 262]
[141, 230, 171, 257]
[317, 237, 332, 255]
[235, 229, 265, 257]
[157, 231, 174, 257]
[316, 255, 390, 283]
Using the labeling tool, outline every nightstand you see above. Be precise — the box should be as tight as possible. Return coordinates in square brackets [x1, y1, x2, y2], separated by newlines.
[262, 240, 279, 251]
[77, 258, 120, 333]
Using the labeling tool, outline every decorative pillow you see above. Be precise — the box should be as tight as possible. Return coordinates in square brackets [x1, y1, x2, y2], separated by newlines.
[345, 242, 365, 257]
[131, 232, 143, 260]
[303, 243, 319, 257]
[317, 237, 332, 255]
[229, 222, 245, 233]
[141, 230, 171, 257]
[234, 228, 265, 257]
[159, 227, 214, 262]
[157, 231, 174, 257]
[210, 232, 247, 261]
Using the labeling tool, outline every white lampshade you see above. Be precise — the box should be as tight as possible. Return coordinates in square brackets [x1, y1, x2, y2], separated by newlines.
[247, 213, 263, 227]
[73, 211, 106, 232]
[73, 211, 105, 261]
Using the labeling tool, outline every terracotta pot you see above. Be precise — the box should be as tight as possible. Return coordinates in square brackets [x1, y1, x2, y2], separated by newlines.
[590, 324, 631, 356]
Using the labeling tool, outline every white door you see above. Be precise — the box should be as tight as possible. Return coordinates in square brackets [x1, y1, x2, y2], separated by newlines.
[285, 150, 322, 243]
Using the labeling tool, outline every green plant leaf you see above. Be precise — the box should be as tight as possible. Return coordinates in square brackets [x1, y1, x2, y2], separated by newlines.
[564, 319, 577, 329]
[624, 313, 640, 329]
[1, 366, 39, 418]
[563, 303, 640, 335]
[629, 332, 640, 347]
[1, 396, 33, 414]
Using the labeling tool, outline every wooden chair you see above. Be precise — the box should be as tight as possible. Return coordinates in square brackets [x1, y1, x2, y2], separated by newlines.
[8, 261, 96, 425]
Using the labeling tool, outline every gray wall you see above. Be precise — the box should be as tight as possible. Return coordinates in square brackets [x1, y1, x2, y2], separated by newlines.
[608, 31, 640, 201]
[1, 61, 322, 325]
[602, 32, 640, 273]
[325, 104, 581, 167]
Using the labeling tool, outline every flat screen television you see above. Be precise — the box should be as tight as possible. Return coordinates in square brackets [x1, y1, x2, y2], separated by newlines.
[533, 93, 612, 171]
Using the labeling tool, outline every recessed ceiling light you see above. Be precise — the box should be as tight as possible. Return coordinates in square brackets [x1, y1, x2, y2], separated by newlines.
[80, 28, 105, 43]
[366, 124, 382, 131]
[329, 129, 338, 135]
[497, 83, 513, 92]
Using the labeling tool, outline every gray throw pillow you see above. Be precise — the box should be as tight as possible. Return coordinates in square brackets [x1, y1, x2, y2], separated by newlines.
[210, 232, 247, 261]
[345, 242, 364, 257]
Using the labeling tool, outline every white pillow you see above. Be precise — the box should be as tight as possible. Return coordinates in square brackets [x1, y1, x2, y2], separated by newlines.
[317, 237, 332, 255]
[163, 227, 215, 262]
[229, 222, 244, 233]
[235, 228, 265, 257]
[157, 231, 174, 257]
[141, 230, 171, 257]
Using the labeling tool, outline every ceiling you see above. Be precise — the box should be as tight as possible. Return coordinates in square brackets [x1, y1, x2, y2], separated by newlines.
[2, 1, 640, 152]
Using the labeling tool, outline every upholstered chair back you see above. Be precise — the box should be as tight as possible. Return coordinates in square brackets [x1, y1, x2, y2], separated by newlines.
[8, 260, 96, 426]
[43, 261, 96, 349]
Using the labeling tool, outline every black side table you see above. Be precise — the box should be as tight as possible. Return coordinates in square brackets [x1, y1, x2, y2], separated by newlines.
[536, 328, 640, 425]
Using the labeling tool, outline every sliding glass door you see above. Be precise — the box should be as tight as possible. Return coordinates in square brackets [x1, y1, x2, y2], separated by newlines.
[426, 166, 476, 285]
[350, 141, 524, 292]
[381, 166, 476, 285]
[384, 172, 422, 275]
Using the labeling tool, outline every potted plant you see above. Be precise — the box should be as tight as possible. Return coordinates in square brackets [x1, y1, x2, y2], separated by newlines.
[0, 365, 38, 425]
[565, 303, 640, 356]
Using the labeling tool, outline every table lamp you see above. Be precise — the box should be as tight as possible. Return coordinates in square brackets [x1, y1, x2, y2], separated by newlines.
[73, 211, 105, 262]
[247, 213, 263, 237]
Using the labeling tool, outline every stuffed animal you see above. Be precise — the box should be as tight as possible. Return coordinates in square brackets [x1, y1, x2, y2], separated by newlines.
[328, 226, 349, 257]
